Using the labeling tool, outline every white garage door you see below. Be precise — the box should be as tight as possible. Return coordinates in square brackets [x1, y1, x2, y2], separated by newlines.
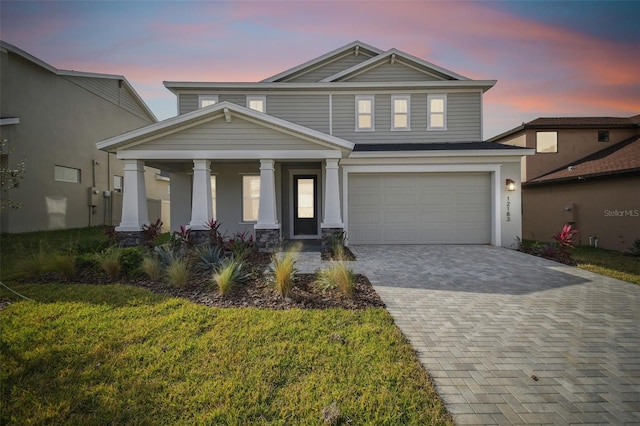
[348, 173, 491, 244]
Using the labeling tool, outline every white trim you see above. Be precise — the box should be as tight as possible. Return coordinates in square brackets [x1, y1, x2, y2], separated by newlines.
[117, 149, 342, 160]
[329, 94, 333, 135]
[246, 95, 266, 113]
[355, 95, 375, 132]
[427, 94, 447, 131]
[391, 95, 411, 131]
[288, 169, 321, 239]
[348, 148, 534, 159]
[198, 95, 218, 108]
[0, 118, 20, 126]
[341, 164, 502, 247]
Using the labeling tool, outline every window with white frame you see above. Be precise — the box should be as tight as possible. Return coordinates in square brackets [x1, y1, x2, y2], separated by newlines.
[54, 165, 80, 183]
[536, 131, 558, 153]
[391, 95, 410, 130]
[427, 94, 447, 130]
[198, 95, 218, 108]
[113, 175, 123, 192]
[242, 175, 260, 222]
[246, 96, 266, 113]
[355, 95, 374, 131]
[210, 175, 217, 220]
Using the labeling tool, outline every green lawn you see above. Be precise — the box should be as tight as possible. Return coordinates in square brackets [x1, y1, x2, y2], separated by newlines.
[0, 284, 451, 425]
[573, 245, 640, 285]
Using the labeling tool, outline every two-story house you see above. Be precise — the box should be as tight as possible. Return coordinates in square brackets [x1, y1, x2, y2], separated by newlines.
[490, 116, 640, 251]
[97, 41, 532, 250]
[0, 41, 171, 233]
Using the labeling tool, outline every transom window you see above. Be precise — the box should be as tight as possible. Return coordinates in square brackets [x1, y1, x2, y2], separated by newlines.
[246, 96, 266, 113]
[427, 94, 447, 130]
[391, 95, 410, 130]
[242, 175, 260, 222]
[198, 95, 218, 108]
[55, 165, 80, 183]
[536, 131, 558, 153]
[355, 95, 374, 131]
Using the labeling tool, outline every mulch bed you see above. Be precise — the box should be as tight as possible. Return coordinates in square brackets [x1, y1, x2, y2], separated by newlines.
[8, 252, 385, 310]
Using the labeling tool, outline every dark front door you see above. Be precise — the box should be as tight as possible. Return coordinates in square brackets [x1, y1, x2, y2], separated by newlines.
[293, 175, 318, 236]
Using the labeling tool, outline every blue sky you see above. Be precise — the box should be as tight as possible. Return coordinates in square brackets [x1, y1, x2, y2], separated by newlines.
[1, 0, 638, 138]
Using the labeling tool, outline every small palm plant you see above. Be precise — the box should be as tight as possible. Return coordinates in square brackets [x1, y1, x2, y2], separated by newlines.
[271, 243, 301, 298]
[315, 261, 355, 298]
[212, 257, 249, 296]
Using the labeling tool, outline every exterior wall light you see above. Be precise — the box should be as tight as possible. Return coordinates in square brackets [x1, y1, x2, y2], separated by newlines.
[506, 179, 516, 191]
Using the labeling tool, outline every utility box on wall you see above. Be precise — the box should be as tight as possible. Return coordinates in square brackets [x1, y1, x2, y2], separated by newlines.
[563, 203, 577, 223]
[88, 187, 100, 207]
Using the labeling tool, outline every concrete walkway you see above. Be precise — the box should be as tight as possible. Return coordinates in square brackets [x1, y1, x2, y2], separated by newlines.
[347, 245, 640, 425]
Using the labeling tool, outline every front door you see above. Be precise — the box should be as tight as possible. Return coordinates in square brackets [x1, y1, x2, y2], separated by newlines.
[293, 175, 318, 236]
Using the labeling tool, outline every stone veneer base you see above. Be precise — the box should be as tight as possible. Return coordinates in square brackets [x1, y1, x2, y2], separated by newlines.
[256, 228, 281, 253]
[116, 231, 146, 247]
[321, 228, 345, 252]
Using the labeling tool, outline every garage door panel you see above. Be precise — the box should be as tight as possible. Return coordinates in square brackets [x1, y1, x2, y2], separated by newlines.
[348, 172, 491, 245]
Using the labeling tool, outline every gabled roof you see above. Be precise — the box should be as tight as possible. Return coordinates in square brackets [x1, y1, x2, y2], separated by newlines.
[320, 48, 470, 82]
[489, 114, 640, 141]
[96, 101, 354, 152]
[526, 135, 640, 185]
[261, 40, 383, 82]
[0, 40, 157, 122]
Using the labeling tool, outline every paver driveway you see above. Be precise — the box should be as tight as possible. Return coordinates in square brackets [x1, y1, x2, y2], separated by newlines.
[349, 245, 640, 425]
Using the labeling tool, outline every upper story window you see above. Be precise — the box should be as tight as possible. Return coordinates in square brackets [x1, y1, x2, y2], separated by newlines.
[598, 130, 609, 142]
[355, 95, 375, 131]
[246, 96, 266, 113]
[55, 165, 81, 183]
[198, 95, 218, 108]
[536, 131, 558, 153]
[391, 95, 410, 130]
[242, 175, 261, 222]
[427, 94, 447, 130]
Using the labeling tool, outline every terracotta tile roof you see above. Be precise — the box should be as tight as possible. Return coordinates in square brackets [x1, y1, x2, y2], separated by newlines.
[527, 135, 640, 185]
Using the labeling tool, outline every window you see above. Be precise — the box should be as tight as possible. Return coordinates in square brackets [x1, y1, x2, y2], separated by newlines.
[427, 94, 447, 130]
[391, 95, 410, 130]
[242, 175, 260, 222]
[198, 95, 218, 108]
[113, 175, 123, 192]
[355, 95, 374, 131]
[246, 96, 266, 113]
[598, 130, 609, 142]
[210, 175, 217, 220]
[536, 131, 558, 153]
[55, 165, 80, 183]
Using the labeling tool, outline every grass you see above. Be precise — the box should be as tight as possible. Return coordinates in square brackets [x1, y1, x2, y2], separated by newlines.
[0, 283, 452, 425]
[166, 258, 190, 288]
[141, 255, 163, 281]
[95, 247, 122, 280]
[316, 261, 355, 298]
[212, 258, 246, 296]
[573, 246, 640, 285]
[271, 243, 301, 298]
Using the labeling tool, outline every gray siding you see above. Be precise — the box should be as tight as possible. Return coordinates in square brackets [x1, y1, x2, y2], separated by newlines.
[64, 76, 150, 120]
[179, 93, 246, 115]
[284, 52, 374, 82]
[136, 116, 323, 150]
[267, 94, 330, 133]
[332, 92, 481, 143]
[220, 94, 246, 106]
[341, 62, 442, 82]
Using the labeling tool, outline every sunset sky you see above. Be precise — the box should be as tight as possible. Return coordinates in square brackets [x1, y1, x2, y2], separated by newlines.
[2, 1, 638, 138]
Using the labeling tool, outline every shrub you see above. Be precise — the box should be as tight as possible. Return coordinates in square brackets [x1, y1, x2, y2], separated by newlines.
[629, 239, 640, 257]
[271, 243, 300, 298]
[14, 241, 50, 278]
[315, 262, 355, 298]
[212, 257, 249, 296]
[95, 247, 122, 280]
[205, 219, 226, 248]
[141, 219, 163, 247]
[154, 244, 184, 267]
[119, 247, 144, 277]
[226, 230, 254, 260]
[196, 244, 224, 272]
[171, 225, 193, 250]
[553, 224, 578, 256]
[141, 256, 163, 281]
[49, 253, 77, 281]
[166, 258, 190, 289]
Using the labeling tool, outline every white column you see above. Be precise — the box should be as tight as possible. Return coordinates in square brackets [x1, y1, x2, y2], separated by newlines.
[116, 159, 149, 231]
[321, 158, 344, 228]
[255, 159, 280, 229]
[169, 172, 192, 232]
[188, 159, 212, 230]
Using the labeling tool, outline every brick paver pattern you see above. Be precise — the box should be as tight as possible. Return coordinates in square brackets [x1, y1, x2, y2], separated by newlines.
[344, 245, 640, 425]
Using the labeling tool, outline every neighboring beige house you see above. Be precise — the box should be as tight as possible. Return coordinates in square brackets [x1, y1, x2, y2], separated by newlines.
[97, 41, 532, 250]
[490, 116, 640, 251]
[0, 41, 170, 233]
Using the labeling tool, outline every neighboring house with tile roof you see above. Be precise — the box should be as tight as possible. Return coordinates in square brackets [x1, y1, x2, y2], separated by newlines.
[490, 116, 640, 251]
[97, 41, 533, 250]
[0, 41, 170, 233]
